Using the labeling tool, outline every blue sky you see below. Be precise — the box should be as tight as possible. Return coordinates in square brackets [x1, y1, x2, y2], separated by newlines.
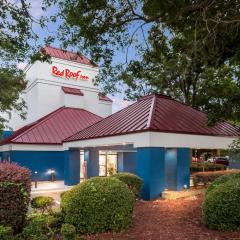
[24, 0, 150, 112]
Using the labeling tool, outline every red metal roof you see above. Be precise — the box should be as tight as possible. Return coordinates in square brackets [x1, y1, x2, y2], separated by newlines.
[98, 93, 113, 102]
[62, 87, 84, 96]
[42, 46, 97, 67]
[65, 94, 240, 142]
[0, 107, 102, 145]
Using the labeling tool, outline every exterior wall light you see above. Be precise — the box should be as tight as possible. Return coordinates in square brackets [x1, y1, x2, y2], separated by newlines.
[50, 169, 56, 182]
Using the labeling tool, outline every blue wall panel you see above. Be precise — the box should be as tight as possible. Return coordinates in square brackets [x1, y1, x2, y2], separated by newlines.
[136, 147, 165, 200]
[64, 150, 80, 186]
[165, 149, 177, 190]
[123, 152, 136, 173]
[177, 148, 190, 190]
[10, 151, 64, 181]
[85, 148, 99, 177]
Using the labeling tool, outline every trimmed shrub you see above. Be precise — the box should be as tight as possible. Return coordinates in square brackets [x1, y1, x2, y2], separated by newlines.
[0, 162, 31, 233]
[0, 225, 13, 240]
[61, 177, 135, 234]
[112, 172, 143, 197]
[190, 162, 226, 173]
[0, 161, 31, 194]
[61, 223, 76, 240]
[192, 170, 240, 186]
[206, 172, 240, 196]
[203, 179, 240, 231]
[31, 196, 55, 214]
[0, 182, 29, 233]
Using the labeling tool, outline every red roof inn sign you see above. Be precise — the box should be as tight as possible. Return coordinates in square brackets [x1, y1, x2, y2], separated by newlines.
[52, 66, 89, 80]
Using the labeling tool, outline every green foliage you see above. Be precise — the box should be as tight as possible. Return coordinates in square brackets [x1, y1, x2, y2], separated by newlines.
[0, 1, 52, 131]
[190, 162, 226, 173]
[31, 196, 55, 214]
[112, 172, 143, 197]
[20, 214, 55, 240]
[0, 225, 13, 240]
[203, 179, 240, 231]
[206, 173, 240, 196]
[0, 162, 31, 233]
[0, 161, 31, 194]
[193, 170, 240, 187]
[61, 223, 76, 240]
[44, 0, 240, 124]
[49, 211, 65, 229]
[61, 177, 135, 234]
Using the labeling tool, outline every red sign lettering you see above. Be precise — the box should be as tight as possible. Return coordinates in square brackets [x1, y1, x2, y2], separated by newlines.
[52, 66, 89, 80]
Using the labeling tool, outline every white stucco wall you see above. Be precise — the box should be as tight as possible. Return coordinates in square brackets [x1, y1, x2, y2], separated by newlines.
[63, 131, 238, 150]
[6, 56, 112, 130]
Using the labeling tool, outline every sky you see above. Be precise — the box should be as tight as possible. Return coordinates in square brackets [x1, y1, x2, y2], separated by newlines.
[22, 0, 146, 113]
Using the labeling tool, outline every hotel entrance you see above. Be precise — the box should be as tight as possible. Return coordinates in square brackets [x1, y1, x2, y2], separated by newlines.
[99, 151, 118, 176]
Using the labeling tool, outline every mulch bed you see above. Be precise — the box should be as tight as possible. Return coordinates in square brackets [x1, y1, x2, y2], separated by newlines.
[86, 194, 240, 240]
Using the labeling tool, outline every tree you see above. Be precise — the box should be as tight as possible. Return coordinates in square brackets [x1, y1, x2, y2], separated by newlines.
[0, 0, 50, 131]
[44, 0, 240, 123]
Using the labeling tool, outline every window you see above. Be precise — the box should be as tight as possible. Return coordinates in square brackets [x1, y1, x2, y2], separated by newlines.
[99, 151, 117, 176]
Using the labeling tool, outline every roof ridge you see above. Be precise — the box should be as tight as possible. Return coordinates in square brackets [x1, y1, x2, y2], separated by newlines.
[64, 107, 103, 119]
[146, 94, 157, 129]
[63, 99, 143, 142]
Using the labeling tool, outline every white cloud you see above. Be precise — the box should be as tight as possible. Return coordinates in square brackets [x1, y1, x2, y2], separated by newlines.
[29, 0, 44, 18]
[111, 96, 133, 113]
[17, 62, 28, 70]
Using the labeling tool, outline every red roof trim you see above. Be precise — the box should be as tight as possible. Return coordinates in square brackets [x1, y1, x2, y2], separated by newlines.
[62, 87, 84, 96]
[42, 46, 98, 67]
[98, 93, 113, 102]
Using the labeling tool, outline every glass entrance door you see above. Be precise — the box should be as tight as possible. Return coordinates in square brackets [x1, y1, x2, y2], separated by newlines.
[99, 151, 117, 176]
[80, 150, 86, 180]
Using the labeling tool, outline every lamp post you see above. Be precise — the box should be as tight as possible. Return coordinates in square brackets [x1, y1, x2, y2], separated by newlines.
[34, 171, 38, 188]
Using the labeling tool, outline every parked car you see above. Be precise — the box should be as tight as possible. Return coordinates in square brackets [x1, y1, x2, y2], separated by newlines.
[214, 157, 229, 166]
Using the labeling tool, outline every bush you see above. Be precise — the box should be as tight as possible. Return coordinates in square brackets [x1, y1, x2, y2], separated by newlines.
[190, 162, 226, 173]
[0, 162, 31, 233]
[0, 225, 13, 240]
[0, 161, 31, 194]
[31, 196, 55, 214]
[206, 172, 240, 196]
[20, 214, 55, 240]
[192, 170, 240, 186]
[61, 177, 135, 234]
[0, 182, 29, 233]
[61, 223, 76, 240]
[203, 179, 240, 231]
[112, 172, 143, 197]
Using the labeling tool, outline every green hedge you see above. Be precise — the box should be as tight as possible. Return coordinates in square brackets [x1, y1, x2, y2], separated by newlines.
[203, 179, 240, 231]
[190, 162, 226, 173]
[206, 172, 240, 196]
[0, 226, 13, 240]
[112, 172, 143, 197]
[31, 196, 55, 214]
[0, 162, 31, 233]
[19, 214, 56, 240]
[0, 182, 29, 233]
[61, 177, 135, 234]
[192, 170, 240, 186]
[61, 223, 76, 240]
